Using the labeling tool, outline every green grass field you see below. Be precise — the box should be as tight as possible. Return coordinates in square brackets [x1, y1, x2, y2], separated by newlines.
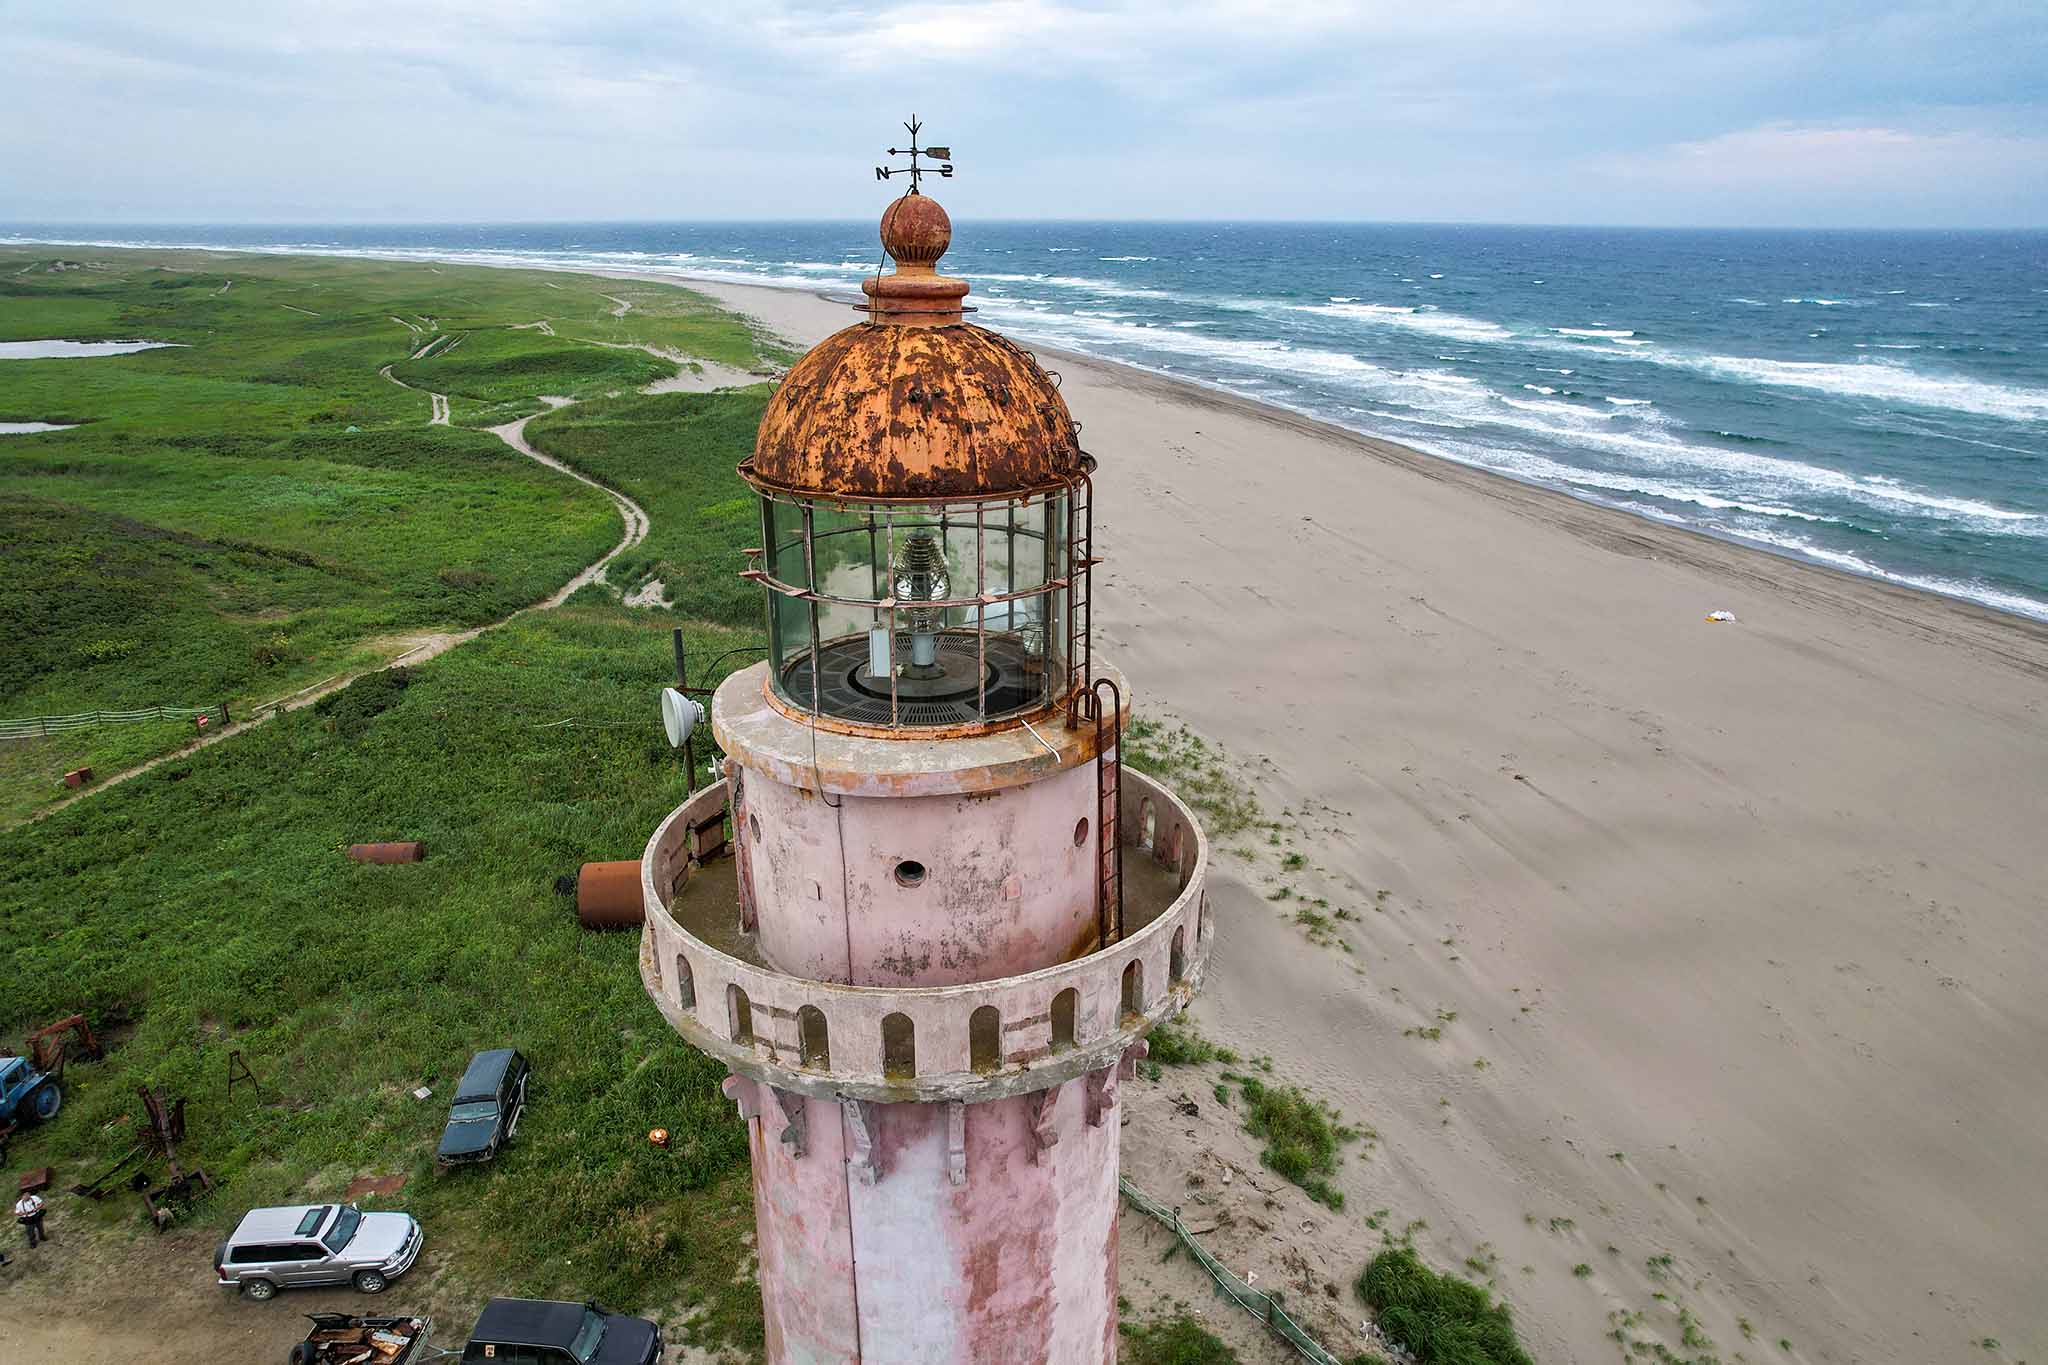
[0, 602, 766, 1349]
[0, 247, 777, 821]
[524, 389, 772, 627]
[0, 246, 786, 1349]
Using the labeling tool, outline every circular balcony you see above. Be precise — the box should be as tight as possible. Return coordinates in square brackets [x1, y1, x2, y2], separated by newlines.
[639, 767, 1211, 1103]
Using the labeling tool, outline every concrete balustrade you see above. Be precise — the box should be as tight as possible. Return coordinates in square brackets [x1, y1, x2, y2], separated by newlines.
[639, 768, 1211, 1103]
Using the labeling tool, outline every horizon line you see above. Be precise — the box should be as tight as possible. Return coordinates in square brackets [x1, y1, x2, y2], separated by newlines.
[5, 217, 2046, 234]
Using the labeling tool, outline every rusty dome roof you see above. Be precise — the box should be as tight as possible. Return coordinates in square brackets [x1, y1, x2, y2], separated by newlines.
[746, 193, 1082, 501]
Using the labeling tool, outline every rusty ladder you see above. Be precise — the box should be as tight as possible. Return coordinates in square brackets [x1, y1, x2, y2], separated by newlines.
[1089, 677, 1124, 946]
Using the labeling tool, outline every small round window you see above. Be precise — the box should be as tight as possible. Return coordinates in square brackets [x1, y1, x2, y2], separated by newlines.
[1073, 817, 1090, 847]
[894, 860, 927, 888]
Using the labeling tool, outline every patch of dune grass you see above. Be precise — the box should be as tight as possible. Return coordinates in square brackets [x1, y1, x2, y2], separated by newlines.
[392, 326, 671, 401]
[1358, 1247, 1534, 1365]
[1118, 1314, 1241, 1363]
[1121, 716, 1269, 839]
[1146, 1021, 1238, 1067]
[1235, 1074, 1359, 1210]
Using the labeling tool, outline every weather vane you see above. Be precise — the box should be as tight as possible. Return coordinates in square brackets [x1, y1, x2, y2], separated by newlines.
[875, 115, 953, 194]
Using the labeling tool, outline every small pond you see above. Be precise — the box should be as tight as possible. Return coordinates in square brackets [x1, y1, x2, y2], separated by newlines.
[0, 340, 180, 359]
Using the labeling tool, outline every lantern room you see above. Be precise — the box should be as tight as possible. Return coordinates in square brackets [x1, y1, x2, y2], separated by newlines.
[739, 190, 1101, 734]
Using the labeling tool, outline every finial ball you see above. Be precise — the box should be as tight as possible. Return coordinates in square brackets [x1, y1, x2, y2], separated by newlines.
[880, 194, 951, 266]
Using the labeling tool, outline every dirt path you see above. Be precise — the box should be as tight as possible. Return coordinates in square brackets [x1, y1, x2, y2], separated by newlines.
[23, 391, 651, 827]
[23, 311, 758, 830]
[600, 293, 632, 318]
[378, 363, 450, 428]
[487, 402, 649, 607]
[584, 337, 765, 393]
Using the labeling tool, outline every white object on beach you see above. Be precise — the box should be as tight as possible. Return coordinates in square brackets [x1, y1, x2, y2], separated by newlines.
[1706, 610, 1737, 623]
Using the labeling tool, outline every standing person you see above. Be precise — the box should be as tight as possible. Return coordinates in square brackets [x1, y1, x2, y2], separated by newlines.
[13, 1190, 47, 1248]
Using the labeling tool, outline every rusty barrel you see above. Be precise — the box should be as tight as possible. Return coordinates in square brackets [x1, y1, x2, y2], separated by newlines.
[348, 841, 426, 864]
[577, 860, 644, 929]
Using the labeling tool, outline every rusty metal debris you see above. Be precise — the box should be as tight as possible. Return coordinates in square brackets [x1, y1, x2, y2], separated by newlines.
[23, 1013, 103, 1079]
[69, 1085, 212, 1228]
[348, 841, 426, 864]
[576, 860, 644, 930]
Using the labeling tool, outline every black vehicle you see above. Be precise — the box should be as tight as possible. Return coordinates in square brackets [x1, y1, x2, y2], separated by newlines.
[460, 1297, 661, 1364]
[436, 1049, 529, 1169]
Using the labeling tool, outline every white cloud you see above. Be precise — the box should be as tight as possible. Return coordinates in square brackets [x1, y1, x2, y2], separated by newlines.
[1, 1, 2043, 223]
[1598, 121, 2048, 192]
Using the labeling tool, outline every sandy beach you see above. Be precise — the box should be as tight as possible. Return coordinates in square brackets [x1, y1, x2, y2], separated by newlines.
[682, 276, 2048, 1362]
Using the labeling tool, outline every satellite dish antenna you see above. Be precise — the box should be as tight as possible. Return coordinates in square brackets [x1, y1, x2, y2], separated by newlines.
[661, 687, 704, 748]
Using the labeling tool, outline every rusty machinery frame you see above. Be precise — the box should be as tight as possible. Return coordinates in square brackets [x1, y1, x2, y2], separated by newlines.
[0, 1015, 104, 1163]
[71, 1085, 212, 1228]
[19, 1013, 103, 1080]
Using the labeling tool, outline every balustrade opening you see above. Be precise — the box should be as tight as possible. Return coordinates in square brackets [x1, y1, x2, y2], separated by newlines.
[882, 1012, 917, 1079]
[799, 1005, 830, 1068]
[728, 984, 754, 1044]
[969, 1006, 1002, 1074]
[1050, 988, 1078, 1052]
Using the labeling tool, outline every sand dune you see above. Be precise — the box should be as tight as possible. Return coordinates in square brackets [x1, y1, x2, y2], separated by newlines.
[685, 277, 2048, 1363]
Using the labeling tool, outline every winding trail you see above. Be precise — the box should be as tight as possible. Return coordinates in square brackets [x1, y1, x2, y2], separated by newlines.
[487, 402, 649, 607]
[28, 380, 656, 826]
[25, 305, 774, 826]
[378, 363, 450, 426]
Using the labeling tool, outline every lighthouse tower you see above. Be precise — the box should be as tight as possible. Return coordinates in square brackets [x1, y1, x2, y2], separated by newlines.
[639, 140, 1211, 1364]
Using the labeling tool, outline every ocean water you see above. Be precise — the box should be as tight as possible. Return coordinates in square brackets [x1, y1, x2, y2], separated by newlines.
[9, 221, 2046, 621]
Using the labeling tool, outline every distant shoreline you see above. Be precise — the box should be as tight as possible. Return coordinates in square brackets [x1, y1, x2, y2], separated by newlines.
[666, 270, 2048, 655]
[11, 236, 2047, 642]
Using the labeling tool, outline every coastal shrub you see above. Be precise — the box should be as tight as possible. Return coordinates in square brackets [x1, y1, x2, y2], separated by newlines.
[1237, 1075, 1357, 1209]
[0, 246, 769, 817]
[1148, 1021, 1237, 1067]
[1357, 1247, 1533, 1365]
[1118, 1314, 1240, 1364]
[313, 664, 413, 736]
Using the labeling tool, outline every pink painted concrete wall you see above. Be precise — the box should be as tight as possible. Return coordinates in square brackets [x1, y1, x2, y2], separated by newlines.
[731, 1076, 1123, 1364]
[640, 772, 1210, 1094]
[740, 759, 1103, 988]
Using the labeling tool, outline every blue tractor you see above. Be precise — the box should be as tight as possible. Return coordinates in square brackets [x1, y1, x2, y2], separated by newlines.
[0, 1053, 62, 1123]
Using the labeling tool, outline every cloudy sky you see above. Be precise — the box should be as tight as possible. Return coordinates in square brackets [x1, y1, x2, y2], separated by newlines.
[3, 1, 2043, 226]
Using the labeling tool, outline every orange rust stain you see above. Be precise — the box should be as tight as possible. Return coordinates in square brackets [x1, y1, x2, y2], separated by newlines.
[748, 323, 1081, 500]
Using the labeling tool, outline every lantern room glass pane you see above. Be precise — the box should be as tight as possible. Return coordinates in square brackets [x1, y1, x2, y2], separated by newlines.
[760, 490, 1073, 727]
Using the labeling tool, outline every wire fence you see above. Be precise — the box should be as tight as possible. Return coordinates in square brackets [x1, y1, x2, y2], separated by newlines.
[1120, 1177, 1349, 1365]
[0, 702, 230, 741]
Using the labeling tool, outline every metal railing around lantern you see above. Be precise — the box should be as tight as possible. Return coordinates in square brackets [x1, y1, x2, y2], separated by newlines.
[738, 463, 1101, 735]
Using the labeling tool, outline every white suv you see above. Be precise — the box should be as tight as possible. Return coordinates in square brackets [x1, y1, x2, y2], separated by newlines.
[215, 1204, 422, 1301]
